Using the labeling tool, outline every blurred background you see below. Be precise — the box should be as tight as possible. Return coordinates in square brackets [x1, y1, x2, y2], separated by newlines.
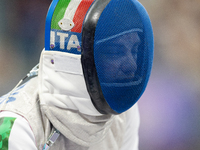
[0, 0, 199, 149]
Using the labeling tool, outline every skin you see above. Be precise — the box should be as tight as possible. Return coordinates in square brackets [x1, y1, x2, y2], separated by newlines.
[96, 32, 141, 83]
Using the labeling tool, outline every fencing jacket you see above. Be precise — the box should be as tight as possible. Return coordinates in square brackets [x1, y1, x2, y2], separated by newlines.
[0, 50, 140, 150]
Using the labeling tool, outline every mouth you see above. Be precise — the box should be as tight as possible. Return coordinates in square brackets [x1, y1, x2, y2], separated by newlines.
[113, 73, 136, 82]
[101, 76, 142, 87]
[115, 77, 135, 83]
[103, 75, 137, 83]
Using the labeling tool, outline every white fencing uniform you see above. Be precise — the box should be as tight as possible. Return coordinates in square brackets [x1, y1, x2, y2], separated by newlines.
[0, 50, 140, 150]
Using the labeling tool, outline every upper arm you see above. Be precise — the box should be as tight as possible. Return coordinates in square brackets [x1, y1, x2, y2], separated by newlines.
[0, 111, 38, 150]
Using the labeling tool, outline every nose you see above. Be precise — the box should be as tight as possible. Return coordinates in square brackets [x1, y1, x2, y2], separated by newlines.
[121, 53, 137, 75]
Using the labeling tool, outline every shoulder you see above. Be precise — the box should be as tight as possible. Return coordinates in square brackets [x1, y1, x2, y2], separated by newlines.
[0, 111, 38, 150]
[0, 77, 39, 114]
[121, 103, 140, 150]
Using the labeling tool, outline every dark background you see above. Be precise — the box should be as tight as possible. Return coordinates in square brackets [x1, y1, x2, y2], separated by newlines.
[0, 0, 200, 149]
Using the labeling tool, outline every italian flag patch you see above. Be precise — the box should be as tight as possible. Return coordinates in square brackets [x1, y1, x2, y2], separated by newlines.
[0, 117, 16, 149]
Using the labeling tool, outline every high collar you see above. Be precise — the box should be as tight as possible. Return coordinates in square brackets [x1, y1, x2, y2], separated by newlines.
[37, 50, 118, 146]
[38, 49, 102, 116]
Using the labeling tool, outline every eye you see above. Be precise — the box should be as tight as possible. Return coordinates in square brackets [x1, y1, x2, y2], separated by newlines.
[101, 45, 124, 54]
[131, 43, 140, 58]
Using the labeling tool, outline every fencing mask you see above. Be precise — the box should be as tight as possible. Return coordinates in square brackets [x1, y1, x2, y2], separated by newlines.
[45, 0, 154, 114]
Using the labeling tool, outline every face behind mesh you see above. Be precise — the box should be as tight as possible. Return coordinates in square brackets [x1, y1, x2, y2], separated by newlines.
[81, 0, 154, 114]
[93, 0, 151, 113]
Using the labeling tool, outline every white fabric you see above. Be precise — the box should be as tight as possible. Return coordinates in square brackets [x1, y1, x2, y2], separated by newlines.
[38, 50, 102, 116]
[121, 104, 140, 150]
[38, 49, 140, 149]
[0, 105, 139, 150]
[0, 111, 37, 150]
[0, 49, 140, 150]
